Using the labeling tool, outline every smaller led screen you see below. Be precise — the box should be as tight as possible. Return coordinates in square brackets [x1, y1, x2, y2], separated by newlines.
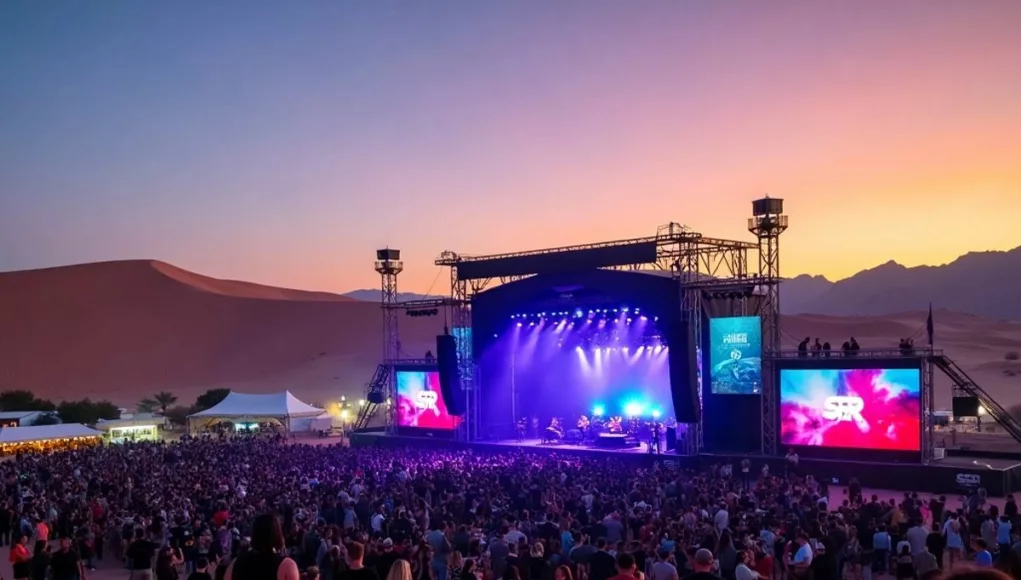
[395, 370, 461, 430]
[708, 316, 762, 394]
[779, 368, 921, 451]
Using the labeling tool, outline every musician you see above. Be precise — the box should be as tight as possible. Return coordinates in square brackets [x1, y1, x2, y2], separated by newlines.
[648, 421, 662, 454]
[577, 415, 590, 439]
[516, 417, 528, 441]
[531, 416, 539, 438]
[543, 418, 563, 444]
[607, 416, 623, 433]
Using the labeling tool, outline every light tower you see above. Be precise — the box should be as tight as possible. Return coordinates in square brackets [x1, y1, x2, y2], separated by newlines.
[748, 196, 788, 456]
[373, 249, 403, 432]
[375, 249, 403, 363]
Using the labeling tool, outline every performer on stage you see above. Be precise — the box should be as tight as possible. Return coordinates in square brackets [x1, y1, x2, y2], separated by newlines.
[649, 421, 662, 454]
[543, 418, 563, 444]
[530, 416, 539, 439]
[607, 416, 623, 433]
[577, 415, 590, 440]
[516, 417, 528, 441]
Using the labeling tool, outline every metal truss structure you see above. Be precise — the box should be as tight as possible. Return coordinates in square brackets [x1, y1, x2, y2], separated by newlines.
[423, 218, 780, 447]
[374, 252, 403, 432]
[748, 198, 789, 456]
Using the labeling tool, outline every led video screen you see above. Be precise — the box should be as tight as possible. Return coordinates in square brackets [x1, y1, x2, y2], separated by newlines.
[708, 316, 762, 394]
[779, 368, 921, 451]
[395, 370, 461, 430]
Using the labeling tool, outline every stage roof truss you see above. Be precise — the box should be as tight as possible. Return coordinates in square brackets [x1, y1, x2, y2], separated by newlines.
[436, 222, 759, 285]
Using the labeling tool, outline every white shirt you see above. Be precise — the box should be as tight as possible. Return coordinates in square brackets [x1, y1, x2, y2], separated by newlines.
[714, 508, 729, 532]
[736, 563, 760, 580]
[793, 544, 813, 566]
[371, 513, 385, 533]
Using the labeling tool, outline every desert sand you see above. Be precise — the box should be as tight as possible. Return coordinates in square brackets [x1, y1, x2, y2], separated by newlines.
[1, 261, 1019, 416]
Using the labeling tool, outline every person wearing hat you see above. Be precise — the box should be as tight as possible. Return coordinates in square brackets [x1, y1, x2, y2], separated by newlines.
[686, 549, 722, 580]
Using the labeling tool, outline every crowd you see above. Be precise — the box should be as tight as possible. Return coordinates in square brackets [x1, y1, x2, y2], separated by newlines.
[1, 436, 1019, 580]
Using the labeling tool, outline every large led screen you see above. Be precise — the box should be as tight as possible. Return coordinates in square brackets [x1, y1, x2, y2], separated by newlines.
[708, 316, 762, 394]
[779, 368, 921, 451]
[395, 370, 461, 430]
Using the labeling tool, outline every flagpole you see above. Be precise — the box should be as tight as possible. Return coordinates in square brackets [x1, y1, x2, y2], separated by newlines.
[927, 302, 934, 351]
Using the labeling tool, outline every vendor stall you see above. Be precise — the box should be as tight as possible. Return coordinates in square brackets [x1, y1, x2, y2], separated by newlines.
[95, 416, 163, 443]
[0, 423, 103, 456]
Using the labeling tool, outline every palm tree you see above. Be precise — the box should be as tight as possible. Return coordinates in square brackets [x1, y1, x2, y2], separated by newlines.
[137, 398, 158, 413]
[153, 391, 178, 415]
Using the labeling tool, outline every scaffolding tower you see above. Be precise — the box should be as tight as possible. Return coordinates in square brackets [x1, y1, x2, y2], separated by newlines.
[748, 197, 789, 456]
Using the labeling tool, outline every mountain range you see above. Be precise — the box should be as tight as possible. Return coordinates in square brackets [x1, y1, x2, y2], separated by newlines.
[779, 246, 1021, 320]
[345, 245, 1021, 321]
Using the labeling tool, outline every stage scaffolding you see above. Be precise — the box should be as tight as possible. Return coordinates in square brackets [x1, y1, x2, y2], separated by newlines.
[401, 213, 782, 450]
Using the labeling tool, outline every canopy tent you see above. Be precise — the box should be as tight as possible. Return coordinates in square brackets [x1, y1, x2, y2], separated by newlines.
[187, 391, 324, 433]
[305, 412, 334, 433]
[0, 423, 102, 445]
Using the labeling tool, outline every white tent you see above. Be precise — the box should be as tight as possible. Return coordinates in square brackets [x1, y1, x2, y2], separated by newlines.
[306, 412, 334, 432]
[187, 391, 324, 432]
[0, 423, 102, 445]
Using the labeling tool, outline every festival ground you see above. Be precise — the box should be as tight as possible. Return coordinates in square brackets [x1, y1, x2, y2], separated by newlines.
[350, 432, 1021, 496]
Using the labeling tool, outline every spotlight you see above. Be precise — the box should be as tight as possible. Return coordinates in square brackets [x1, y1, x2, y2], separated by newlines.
[516, 322, 522, 327]
[624, 403, 643, 417]
[626, 318, 632, 324]
[652, 410, 661, 419]
[529, 322, 535, 327]
[592, 405, 605, 417]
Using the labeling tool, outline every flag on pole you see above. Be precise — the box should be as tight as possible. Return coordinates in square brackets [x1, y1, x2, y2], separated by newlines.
[927, 303, 934, 346]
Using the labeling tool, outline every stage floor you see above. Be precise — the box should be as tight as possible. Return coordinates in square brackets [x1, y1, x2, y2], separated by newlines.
[485, 437, 652, 455]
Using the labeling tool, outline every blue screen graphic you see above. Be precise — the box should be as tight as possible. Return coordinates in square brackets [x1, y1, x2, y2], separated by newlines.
[708, 316, 762, 394]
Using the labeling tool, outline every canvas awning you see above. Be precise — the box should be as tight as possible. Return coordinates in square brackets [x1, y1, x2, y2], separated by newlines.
[0, 423, 102, 445]
[188, 390, 323, 419]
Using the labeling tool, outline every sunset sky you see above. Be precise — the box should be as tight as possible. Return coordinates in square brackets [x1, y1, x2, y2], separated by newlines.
[1, 1, 1019, 293]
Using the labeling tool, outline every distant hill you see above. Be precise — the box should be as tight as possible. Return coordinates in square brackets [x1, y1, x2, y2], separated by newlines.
[343, 290, 443, 303]
[781, 246, 1021, 320]
[0, 260, 442, 405]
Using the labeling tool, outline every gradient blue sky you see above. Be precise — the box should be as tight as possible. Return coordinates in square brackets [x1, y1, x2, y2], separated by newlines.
[2, 1, 1019, 293]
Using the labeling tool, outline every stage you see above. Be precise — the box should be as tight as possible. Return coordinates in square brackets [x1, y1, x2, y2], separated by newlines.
[349, 431, 1021, 495]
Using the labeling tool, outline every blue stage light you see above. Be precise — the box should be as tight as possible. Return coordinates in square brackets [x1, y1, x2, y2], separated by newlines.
[652, 409, 661, 419]
[624, 402, 643, 417]
[592, 405, 605, 417]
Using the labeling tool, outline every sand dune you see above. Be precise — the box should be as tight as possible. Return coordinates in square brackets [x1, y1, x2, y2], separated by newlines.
[1, 261, 1019, 415]
[0, 261, 443, 406]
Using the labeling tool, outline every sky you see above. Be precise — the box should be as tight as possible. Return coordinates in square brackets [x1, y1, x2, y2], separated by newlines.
[1, 1, 1019, 294]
